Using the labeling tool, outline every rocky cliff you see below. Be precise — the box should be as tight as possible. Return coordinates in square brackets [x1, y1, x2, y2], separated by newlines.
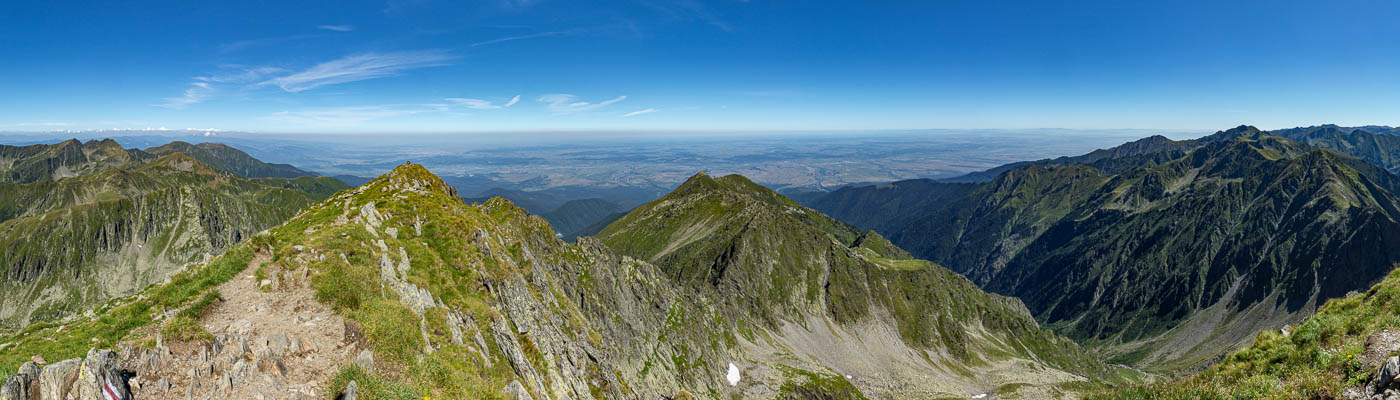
[0, 151, 347, 327]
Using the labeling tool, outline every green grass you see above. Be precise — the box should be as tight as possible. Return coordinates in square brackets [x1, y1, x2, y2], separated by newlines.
[1092, 264, 1400, 399]
[776, 366, 870, 400]
[326, 364, 418, 400]
[354, 298, 424, 365]
[263, 164, 531, 398]
[152, 246, 252, 309]
[0, 239, 259, 368]
[160, 289, 222, 342]
[0, 151, 340, 327]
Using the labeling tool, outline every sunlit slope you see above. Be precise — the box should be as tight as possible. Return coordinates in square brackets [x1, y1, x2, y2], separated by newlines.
[0, 153, 346, 327]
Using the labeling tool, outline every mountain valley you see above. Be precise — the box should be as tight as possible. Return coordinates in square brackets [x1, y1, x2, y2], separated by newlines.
[6, 126, 1400, 399]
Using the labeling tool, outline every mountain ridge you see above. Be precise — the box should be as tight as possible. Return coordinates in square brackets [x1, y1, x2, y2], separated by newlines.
[805, 128, 1400, 372]
[0, 144, 346, 327]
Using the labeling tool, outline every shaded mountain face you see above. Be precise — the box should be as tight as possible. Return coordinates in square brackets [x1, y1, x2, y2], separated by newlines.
[805, 179, 977, 235]
[144, 141, 316, 178]
[945, 134, 1205, 183]
[1268, 124, 1400, 175]
[0, 147, 346, 327]
[806, 129, 1400, 371]
[0, 139, 150, 183]
[538, 198, 626, 241]
[599, 172, 1110, 397]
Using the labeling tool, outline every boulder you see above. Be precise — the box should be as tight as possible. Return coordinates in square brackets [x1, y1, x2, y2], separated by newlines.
[75, 349, 129, 400]
[1, 361, 42, 400]
[0, 377, 21, 400]
[342, 380, 358, 400]
[265, 333, 290, 357]
[19, 362, 39, 399]
[354, 349, 374, 373]
[38, 359, 79, 400]
[230, 359, 252, 385]
[1378, 356, 1400, 393]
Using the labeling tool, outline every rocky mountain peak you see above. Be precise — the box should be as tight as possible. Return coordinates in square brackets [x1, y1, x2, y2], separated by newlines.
[377, 162, 458, 198]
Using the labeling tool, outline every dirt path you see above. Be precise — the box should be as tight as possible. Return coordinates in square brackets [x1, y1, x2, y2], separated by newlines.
[122, 253, 359, 399]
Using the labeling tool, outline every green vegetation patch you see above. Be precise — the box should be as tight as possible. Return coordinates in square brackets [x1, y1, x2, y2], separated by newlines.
[776, 366, 870, 400]
[0, 240, 259, 367]
[1093, 264, 1400, 399]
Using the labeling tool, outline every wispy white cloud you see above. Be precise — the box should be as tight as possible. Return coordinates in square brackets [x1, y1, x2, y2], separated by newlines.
[157, 82, 214, 109]
[538, 94, 627, 115]
[445, 95, 521, 109]
[622, 108, 659, 117]
[472, 31, 570, 47]
[157, 66, 285, 108]
[263, 50, 455, 92]
[195, 66, 286, 84]
[317, 25, 355, 32]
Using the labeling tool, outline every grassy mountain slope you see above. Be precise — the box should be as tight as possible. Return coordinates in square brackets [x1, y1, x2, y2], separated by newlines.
[1270, 124, 1400, 175]
[809, 130, 1400, 372]
[992, 136, 1400, 370]
[0, 152, 346, 327]
[144, 141, 316, 178]
[886, 164, 1109, 286]
[599, 172, 1116, 398]
[0, 139, 151, 183]
[1094, 265, 1400, 399]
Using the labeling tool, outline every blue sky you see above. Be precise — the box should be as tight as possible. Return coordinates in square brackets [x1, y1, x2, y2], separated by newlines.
[1, 0, 1397, 133]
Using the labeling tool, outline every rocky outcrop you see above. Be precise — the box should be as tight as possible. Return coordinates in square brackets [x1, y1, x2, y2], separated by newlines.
[341, 380, 357, 400]
[0, 361, 38, 400]
[0, 349, 127, 400]
[75, 349, 128, 400]
[38, 359, 77, 400]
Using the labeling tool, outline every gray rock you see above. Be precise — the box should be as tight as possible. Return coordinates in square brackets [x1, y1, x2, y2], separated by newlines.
[1379, 356, 1400, 392]
[1, 376, 23, 400]
[343, 380, 358, 400]
[231, 359, 253, 385]
[17, 362, 39, 382]
[289, 338, 308, 356]
[501, 380, 533, 400]
[354, 349, 374, 373]
[266, 334, 290, 357]
[38, 359, 79, 400]
[2, 361, 41, 400]
[75, 349, 129, 400]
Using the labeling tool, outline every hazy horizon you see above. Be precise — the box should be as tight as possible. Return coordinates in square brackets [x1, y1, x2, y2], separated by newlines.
[4, 1, 1397, 133]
